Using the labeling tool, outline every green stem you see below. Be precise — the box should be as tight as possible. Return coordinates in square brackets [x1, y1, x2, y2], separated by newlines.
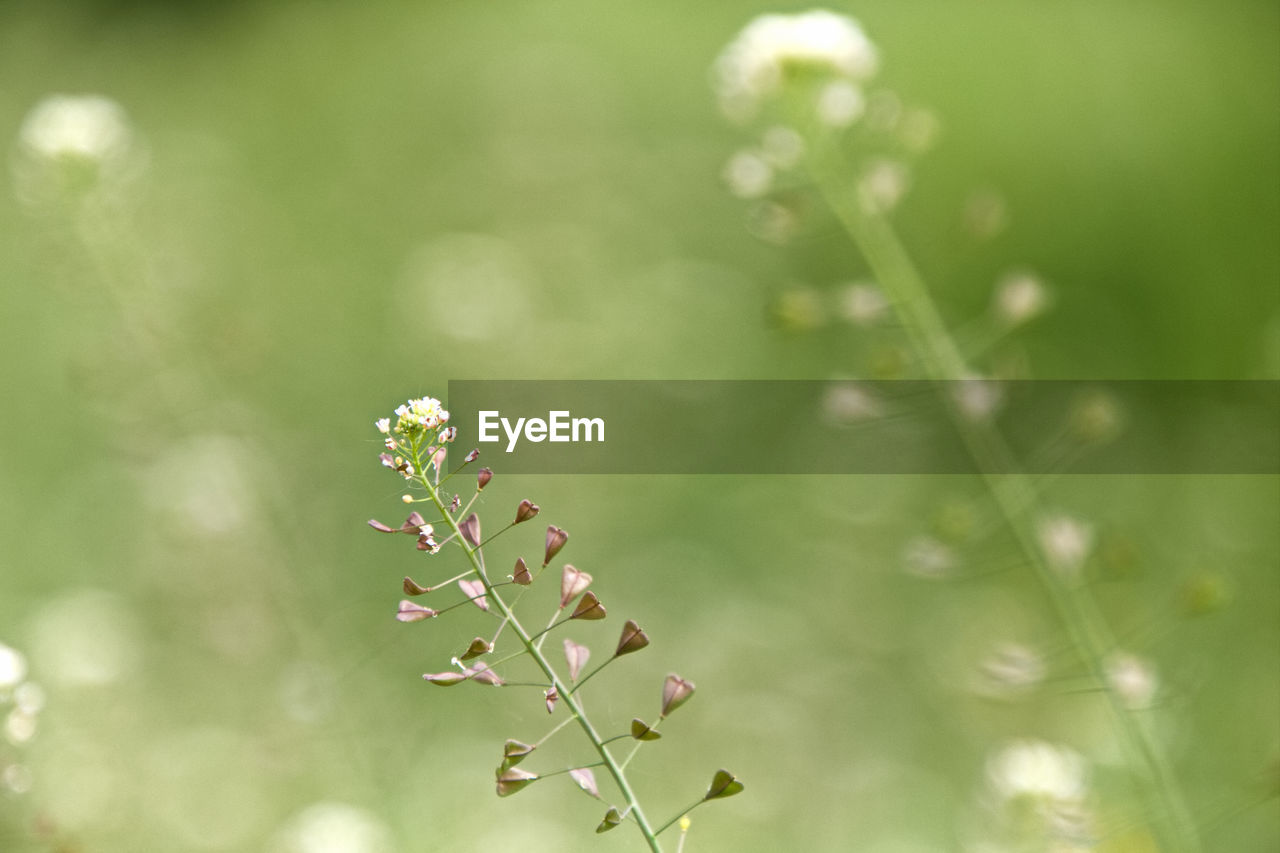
[410, 444, 664, 853]
[809, 148, 1202, 853]
[654, 797, 706, 836]
[567, 655, 614, 696]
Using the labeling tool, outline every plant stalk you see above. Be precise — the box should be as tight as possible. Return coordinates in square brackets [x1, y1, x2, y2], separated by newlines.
[411, 443, 664, 853]
[809, 149, 1202, 853]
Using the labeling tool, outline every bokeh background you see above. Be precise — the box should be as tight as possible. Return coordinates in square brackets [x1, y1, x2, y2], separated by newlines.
[1, 1, 1277, 851]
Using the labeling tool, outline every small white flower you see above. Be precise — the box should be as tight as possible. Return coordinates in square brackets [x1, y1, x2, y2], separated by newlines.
[858, 158, 910, 212]
[994, 272, 1049, 327]
[0, 643, 27, 689]
[952, 375, 1004, 422]
[19, 94, 132, 162]
[979, 643, 1046, 693]
[437, 426, 457, 444]
[375, 418, 391, 434]
[816, 79, 865, 128]
[1105, 652, 1158, 709]
[988, 740, 1087, 805]
[14, 682, 45, 715]
[839, 282, 888, 325]
[724, 150, 773, 198]
[4, 709, 37, 745]
[392, 396, 448, 434]
[1038, 515, 1094, 579]
[903, 536, 956, 579]
[714, 10, 878, 121]
[822, 381, 883, 424]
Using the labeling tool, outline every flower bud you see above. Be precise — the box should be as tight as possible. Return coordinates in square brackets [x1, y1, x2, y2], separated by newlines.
[661, 674, 696, 718]
[615, 620, 649, 657]
[477, 467, 493, 490]
[511, 557, 533, 586]
[544, 525, 568, 566]
[544, 685, 559, 714]
[459, 513, 481, 548]
[570, 591, 607, 621]
[465, 448, 480, 463]
[395, 600, 438, 622]
[559, 565, 593, 608]
[514, 499, 540, 525]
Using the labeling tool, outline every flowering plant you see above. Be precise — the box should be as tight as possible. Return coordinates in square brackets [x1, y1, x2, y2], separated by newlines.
[367, 395, 740, 852]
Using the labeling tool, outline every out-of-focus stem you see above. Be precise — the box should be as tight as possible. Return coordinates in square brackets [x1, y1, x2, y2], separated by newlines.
[808, 145, 1202, 853]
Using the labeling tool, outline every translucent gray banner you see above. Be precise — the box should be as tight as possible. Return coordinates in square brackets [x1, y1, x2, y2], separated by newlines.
[446, 380, 1279, 474]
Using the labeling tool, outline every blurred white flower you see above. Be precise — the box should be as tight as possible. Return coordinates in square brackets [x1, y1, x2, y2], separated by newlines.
[19, 95, 132, 163]
[761, 125, 805, 168]
[715, 9, 878, 121]
[858, 158, 910, 212]
[979, 643, 1046, 694]
[1105, 652, 1158, 709]
[14, 682, 45, 715]
[273, 802, 393, 853]
[2, 763, 32, 794]
[988, 740, 1087, 805]
[723, 149, 774, 198]
[1068, 390, 1124, 444]
[840, 282, 888, 325]
[994, 272, 1049, 327]
[0, 642, 27, 689]
[1037, 515, 1094, 580]
[952, 375, 1004, 422]
[903, 535, 956, 579]
[817, 79, 866, 127]
[4, 709, 37, 745]
[823, 381, 883, 424]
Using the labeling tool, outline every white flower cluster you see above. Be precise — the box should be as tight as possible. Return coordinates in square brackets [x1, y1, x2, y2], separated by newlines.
[380, 396, 450, 438]
[988, 739, 1087, 805]
[0, 641, 44, 794]
[714, 9, 879, 123]
[18, 94, 132, 163]
[986, 739, 1096, 847]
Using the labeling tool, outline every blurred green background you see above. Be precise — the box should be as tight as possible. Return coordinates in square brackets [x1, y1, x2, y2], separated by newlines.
[0, 1, 1276, 851]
